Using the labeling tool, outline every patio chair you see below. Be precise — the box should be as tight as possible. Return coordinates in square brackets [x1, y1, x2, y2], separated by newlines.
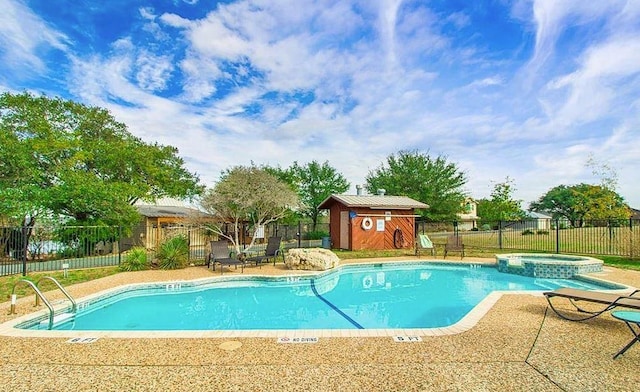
[206, 240, 245, 274]
[443, 235, 464, 259]
[611, 310, 640, 359]
[544, 287, 640, 321]
[415, 234, 436, 257]
[246, 236, 284, 267]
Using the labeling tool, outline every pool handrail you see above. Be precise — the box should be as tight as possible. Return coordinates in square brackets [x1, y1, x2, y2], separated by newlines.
[10, 279, 55, 329]
[36, 276, 77, 313]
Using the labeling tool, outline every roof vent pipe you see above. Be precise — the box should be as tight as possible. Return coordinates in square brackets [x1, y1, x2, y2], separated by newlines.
[356, 185, 363, 195]
[377, 189, 386, 196]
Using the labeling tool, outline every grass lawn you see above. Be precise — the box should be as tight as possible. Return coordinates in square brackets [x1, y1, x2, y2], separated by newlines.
[0, 267, 120, 301]
[456, 226, 640, 256]
[598, 255, 640, 271]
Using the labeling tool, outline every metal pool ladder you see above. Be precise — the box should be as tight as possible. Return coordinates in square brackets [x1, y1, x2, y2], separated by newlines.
[10, 276, 77, 330]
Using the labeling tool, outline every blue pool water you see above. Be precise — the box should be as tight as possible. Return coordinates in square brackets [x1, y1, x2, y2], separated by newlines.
[23, 262, 614, 331]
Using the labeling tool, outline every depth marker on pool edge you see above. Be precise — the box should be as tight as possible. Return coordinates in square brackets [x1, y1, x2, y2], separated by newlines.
[67, 337, 99, 344]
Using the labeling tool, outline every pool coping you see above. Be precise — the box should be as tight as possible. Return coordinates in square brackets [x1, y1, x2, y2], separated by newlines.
[0, 260, 632, 339]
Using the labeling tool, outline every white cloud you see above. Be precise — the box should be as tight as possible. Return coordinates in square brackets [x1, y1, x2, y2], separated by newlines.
[0, 0, 68, 74]
[135, 51, 174, 92]
[139, 7, 156, 20]
[544, 36, 640, 127]
[378, 0, 405, 67]
[178, 56, 221, 102]
[5, 0, 640, 208]
[526, 1, 631, 80]
[160, 13, 192, 29]
[189, 15, 251, 59]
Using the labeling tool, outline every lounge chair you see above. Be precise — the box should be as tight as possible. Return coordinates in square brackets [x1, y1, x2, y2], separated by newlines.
[544, 287, 640, 321]
[245, 236, 284, 267]
[415, 234, 436, 257]
[444, 235, 464, 259]
[611, 310, 640, 359]
[206, 240, 245, 274]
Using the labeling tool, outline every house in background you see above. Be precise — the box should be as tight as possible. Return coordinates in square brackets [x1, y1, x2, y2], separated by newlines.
[126, 199, 212, 250]
[507, 211, 553, 231]
[318, 191, 428, 251]
[457, 198, 479, 230]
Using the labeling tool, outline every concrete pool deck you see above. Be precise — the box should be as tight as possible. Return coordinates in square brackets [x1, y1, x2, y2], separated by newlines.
[0, 257, 639, 391]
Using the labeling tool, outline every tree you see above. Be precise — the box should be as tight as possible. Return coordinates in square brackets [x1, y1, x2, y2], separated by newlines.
[200, 166, 300, 255]
[288, 161, 349, 231]
[576, 185, 629, 222]
[529, 184, 586, 225]
[0, 91, 202, 230]
[365, 150, 467, 221]
[263, 161, 350, 230]
[261, 164, 300, 225]
[583, 155, 629, 222]
[0, 92, 202, 260]
[476, 177, 525, 223]
[529, 184, 629, 226]
[586, 154, 618, 191]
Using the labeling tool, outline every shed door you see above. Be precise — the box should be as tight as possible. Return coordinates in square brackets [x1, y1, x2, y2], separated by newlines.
[339, 211, 350, 249]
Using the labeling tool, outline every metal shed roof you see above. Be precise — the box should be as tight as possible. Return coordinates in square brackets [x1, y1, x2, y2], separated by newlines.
[318, 194, 428, 210]
[136, 205, 210, 218]
[525, 211, 552, 219]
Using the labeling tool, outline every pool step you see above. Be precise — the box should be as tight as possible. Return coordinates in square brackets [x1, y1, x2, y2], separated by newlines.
[40, 312, 75, 328]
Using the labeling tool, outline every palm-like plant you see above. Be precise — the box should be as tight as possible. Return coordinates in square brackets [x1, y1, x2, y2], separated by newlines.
[157, 235, 189, 269]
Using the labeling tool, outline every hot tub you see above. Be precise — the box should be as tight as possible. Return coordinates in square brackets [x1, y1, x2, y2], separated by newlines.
[496, 253, 603, 278]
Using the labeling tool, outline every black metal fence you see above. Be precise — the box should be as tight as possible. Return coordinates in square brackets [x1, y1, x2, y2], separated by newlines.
[2, 218, 638, 277]
[416, 218, 640, 258]
[0, 222, 330, 277]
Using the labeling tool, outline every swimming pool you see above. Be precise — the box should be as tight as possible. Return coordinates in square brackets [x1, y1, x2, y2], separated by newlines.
[14, 262, 621, 333]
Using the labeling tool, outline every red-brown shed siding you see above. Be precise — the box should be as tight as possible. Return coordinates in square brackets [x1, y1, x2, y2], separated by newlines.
[349, 208, 415, 251]
[328, 203, 345, 249]
[326, 204, 416, 250]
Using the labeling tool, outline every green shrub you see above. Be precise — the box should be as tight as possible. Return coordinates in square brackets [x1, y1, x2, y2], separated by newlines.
[305, 230, 329, 240]
[157, 235, 189, 270]
[536, 230, 549, 235]
[119, 247, 150, 271]
[480, 224, 492, 231]
[522, 229, 535, 235]
[56, 246, 82, 259]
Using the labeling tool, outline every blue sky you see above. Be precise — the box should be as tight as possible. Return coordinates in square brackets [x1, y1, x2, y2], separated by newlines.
[2, 0, 640, 208]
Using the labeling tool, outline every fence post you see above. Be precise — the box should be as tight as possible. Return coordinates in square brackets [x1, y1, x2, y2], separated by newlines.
[21, 226, 28, 276]
[118, 226, 122, 266]
[498, 221, 502, 250]
[630, 218, 634, 259]
[608, 219, 613, 255]
[187, 229, 192, 263]
[555, 219, 560, 254]
[297, 220, 302, 248]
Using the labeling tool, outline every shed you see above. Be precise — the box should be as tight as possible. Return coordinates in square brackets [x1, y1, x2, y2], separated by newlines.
[318, 194, 428, 251]
[129, 201, 212, 250]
